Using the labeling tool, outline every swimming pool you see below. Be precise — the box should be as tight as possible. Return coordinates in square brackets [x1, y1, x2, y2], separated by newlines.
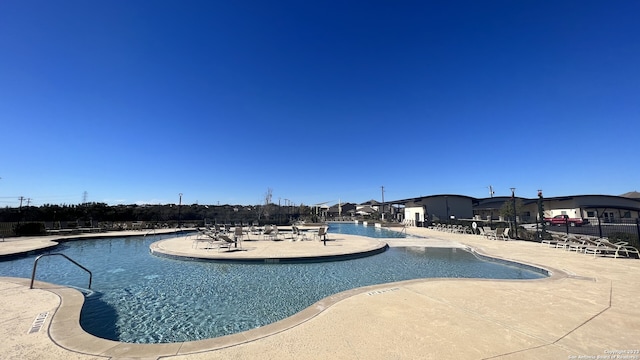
[0, 234, 545, 344]
[327, 222, 408, 238]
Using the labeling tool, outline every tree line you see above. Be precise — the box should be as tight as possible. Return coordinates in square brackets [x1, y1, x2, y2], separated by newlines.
[0, 202, 312, 226]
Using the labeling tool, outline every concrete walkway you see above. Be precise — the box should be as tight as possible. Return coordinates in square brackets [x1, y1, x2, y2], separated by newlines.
[1, 227, 639, 359]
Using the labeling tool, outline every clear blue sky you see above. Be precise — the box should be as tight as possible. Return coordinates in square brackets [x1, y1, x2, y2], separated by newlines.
[1, 1, 639, 207]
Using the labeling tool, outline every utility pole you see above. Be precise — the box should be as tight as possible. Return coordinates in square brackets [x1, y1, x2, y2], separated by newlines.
[488, 185, 495, 224]
[25, 198, 32, 221]
[511, 188, 518, 239]
[178, 193, 183, 228]
[381, 186, 385, 221]
[18, 196, 25, 225]
[284, 199, 290, 221]
[538, 190, 547, 240]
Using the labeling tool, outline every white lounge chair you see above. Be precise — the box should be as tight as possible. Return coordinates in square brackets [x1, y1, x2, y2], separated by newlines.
[262, 225, 274, 240]
[567, 236, 589, 252]
[553, 234, 576, 250]
[271, 225, 283, 241]
[541, 233, 564, 247]
[487, 227, 501, 240]
[192, 228, 213, 249]
[584, 239, 639, 258]
[292, 225, 308, 241]
[249, 225, 261, 235]
[500, 228, 512, 240]
[192, 229, 225, 251]
[477, 227, 489, 237]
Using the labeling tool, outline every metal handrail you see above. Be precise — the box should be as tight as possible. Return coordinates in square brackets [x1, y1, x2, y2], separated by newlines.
[143, 228, 156, 238]
[30, 253, 92, 289]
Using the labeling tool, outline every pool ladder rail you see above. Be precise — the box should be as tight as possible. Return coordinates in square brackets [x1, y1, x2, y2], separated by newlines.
[30, 253, 93, 290]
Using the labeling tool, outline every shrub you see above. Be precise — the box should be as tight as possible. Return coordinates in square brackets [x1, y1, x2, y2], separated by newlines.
[608, 232, 639, 248]
[515, 227, 533, 241]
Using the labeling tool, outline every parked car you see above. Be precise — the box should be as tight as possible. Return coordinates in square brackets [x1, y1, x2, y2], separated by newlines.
[544, 215, 589, 227]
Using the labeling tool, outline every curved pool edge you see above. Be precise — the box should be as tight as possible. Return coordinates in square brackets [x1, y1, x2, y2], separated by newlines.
[148, 233, 389, 263]
[464, 245, 554, 278]
[0, 238, 60, 259]
[149, 239, 389, 264]
[4, 239, 573, 359]
[0, 229, 188, 260]
[150, 244, 390, 263]
[18, 268, 568, 359]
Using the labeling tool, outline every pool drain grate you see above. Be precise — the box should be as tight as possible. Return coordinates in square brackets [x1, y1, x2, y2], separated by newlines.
[28, 312, 49, 334]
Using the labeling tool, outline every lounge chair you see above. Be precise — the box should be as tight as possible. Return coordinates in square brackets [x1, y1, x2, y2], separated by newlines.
[487, 227, 502, 240]
[480, 227, 495, 240]
[578, 236, 604, 253]
[500, 228, 512, 241]
[205, 236, 224, 251]
[477, 227, 486, 237]
[292, 225, 308, 241]
[191, 229, 224, 251]
[271, 225, 283, 241]
[541, 233, 564, 247]
[567, 236, 589, 252]
[249, 225, 261, 235]
[217, 234, 239, 252]
[192, 228, 212, 249]
[286, 226, 297, 241]
[584, 238, 640, 258]
[314, 226, 328, 241]
[554, 234, 581, 250]
[262, 225, 273, 240]
[234, 226, 245, 242]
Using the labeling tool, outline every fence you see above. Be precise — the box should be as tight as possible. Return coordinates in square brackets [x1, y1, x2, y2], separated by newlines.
[0, 222, 17, 238]
[538, 218, 640, 248]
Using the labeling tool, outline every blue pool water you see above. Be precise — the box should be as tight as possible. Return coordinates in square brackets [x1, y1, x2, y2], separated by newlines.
[0, 233, 545, 344]
[327, 222, 408, 238]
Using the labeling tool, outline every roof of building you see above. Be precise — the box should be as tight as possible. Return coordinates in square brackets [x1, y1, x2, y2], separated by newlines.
[356, 205, 376, 214]
[621, 191, 640, 199]
[388, 194, 476, 205]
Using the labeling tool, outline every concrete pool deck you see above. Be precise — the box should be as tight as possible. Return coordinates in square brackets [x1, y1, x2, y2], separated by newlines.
[1, 227, 639, 359]
[149, 229, 461, 262]
[151, 231, 388, 262]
